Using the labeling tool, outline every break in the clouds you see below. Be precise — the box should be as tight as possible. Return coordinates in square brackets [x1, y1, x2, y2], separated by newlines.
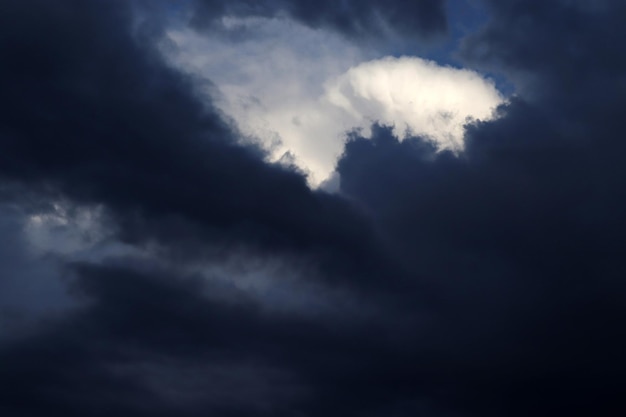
[166, 21, 503, 184]
[2, 1, 626, 416]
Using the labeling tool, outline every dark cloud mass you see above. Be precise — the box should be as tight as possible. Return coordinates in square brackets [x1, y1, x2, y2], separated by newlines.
[1, 0, 626, 416]
[190, 0, 447, 40]
[0, 0, 398, 282]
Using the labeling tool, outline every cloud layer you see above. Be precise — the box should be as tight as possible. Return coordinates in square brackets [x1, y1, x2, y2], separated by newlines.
[1, 1, 626, 416]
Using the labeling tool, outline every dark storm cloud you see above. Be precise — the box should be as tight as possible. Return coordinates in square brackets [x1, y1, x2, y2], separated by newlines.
[460, 0, 626, 101]
[333, 0, 626, 412]
[0, 262, 302, 417]
[0, 261, 425, 417]
[0, 2, 418, 413]
[0, 2, 408, 413]
[190, 0, 447, 40]
[2, 0, 626, 416]
[0, 0, 404, 289]
[336, 116, 626, 416]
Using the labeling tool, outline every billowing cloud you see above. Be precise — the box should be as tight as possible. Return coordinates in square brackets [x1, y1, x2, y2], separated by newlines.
[162, 18, 367, 185]
[167, 25, 503, 184]
[325, 56, 503, 149]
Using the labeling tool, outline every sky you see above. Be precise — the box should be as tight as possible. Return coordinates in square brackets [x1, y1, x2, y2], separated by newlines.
[1, 1, 625, 416]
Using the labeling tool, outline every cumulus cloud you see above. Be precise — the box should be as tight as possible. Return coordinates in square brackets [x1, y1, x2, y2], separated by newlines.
[166, 24, 503, 184]
[163, 18, 367, 185]
[325, 56, 504, 149]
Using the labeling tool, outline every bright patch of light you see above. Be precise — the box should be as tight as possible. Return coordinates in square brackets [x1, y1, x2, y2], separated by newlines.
[325, 56, 504, 149]
[163, 18, 504, 186]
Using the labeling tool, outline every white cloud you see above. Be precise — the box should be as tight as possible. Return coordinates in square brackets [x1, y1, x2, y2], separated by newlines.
[163, 18, 504, 186]
[163, 17, 367, 185]
[325, 56, 504, 150]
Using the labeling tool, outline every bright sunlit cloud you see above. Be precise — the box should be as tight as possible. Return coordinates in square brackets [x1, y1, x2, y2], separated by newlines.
[163, 18, 504, 186]
[325, 56, 504, 150]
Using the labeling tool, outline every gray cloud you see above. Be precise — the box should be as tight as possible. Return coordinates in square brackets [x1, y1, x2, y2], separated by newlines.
[1, 1, 626, 416]
[190, 0, 447, 41]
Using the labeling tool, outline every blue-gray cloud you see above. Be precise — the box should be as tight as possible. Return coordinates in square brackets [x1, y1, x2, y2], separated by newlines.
[1, 1, 626, 416]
